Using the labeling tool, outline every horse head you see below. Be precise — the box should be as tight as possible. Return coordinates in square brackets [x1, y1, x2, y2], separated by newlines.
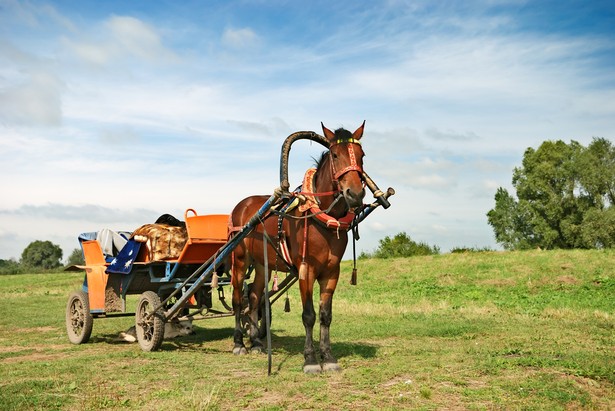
[321, 121, 366, 209]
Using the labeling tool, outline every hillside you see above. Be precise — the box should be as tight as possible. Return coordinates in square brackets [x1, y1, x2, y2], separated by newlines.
[0, 249, 613, 410]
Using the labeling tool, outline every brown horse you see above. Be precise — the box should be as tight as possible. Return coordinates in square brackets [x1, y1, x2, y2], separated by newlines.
[229, 122, 366, 373]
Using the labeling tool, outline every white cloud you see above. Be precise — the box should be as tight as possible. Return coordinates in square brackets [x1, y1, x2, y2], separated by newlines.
[0, 69, 64, 126]
[64, 15, 178, 66]
[222, 27, 259, 49]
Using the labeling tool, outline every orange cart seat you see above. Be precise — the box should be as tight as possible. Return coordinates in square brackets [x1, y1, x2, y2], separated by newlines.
[175, 210, 229, 264]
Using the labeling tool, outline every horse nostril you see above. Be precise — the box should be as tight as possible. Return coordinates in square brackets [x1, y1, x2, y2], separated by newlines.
[344, 188, 365, 206]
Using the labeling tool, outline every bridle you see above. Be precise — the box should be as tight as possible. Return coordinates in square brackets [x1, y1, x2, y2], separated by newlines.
[328, 138, 364, 190]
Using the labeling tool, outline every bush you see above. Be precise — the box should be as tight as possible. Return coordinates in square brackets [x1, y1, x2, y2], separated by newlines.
[360, 232, 439, 259]
[450, 246, 494, 253]
[0, 259, 25, 275]
[66, 248, 85, 266]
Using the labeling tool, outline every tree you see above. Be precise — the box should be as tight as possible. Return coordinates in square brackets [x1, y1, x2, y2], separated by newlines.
[361, 232, 439, 258]
[487, 138, 615, 250]
[0, 258, 24, 275]
[577, 137, 615, 209]
[67, 248, 85, 266]
[21, 240, 63, 270]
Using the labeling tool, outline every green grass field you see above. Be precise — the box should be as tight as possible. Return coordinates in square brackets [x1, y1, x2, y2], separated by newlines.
[0, 249, 613, 410]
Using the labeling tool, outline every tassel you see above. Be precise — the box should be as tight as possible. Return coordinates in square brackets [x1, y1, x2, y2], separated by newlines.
[284, 295, 291, 312]
[211, 273, 218, 289]
[272, 274, 279, 292]
[299, 261, 308, 280]
[350, 268, 357, 286]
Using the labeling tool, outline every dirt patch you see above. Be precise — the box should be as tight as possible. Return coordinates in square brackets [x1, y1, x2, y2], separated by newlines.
[555, 275, 579, 285]
[556, 372, 614, 410]
[0, 343, 67, 353]
[381, 375, 414, 388]
[10, 326, 59, 334]
[479, 278, 516, 287]
[2, 352, 65, 364]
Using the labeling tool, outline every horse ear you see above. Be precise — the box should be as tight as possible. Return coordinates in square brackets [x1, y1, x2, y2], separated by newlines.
[352, 120, 365, 140]
[321, 122, 335, 142]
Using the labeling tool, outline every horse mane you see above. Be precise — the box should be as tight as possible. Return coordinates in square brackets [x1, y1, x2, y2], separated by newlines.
[314, 151, 328, 169]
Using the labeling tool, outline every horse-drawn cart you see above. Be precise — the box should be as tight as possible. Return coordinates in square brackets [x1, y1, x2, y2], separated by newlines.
[66, 126, 394, 372]
[65, 210, 239, 351]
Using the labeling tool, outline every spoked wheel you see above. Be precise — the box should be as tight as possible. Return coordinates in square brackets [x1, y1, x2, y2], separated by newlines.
[135, 291, 165, 352]
[66, 290, 93, 344]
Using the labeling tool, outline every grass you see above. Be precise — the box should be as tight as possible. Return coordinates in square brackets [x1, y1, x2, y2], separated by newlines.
[0, 249, 613, 410]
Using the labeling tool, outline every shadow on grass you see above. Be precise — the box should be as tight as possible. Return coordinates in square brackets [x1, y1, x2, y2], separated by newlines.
[268, 335, 378, 373]
[93, 325, 378, 362]
[271, 334, 378, 358]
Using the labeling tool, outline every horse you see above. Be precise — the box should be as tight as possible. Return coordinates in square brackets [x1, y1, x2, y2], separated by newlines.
[228, 122, 366, 373]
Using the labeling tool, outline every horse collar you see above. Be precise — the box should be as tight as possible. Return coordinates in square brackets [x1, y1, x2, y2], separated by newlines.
[298, 168, 355, 231]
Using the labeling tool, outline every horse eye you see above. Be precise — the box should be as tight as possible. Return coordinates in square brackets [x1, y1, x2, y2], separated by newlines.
[332, 153, 338, 159]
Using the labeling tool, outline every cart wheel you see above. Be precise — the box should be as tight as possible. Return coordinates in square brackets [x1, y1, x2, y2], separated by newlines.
[135, 291, 165, 352]
[66, 290, 93, 344]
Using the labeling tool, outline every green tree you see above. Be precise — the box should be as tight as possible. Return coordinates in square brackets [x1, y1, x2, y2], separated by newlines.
[577, 137, 615, 209]
[487, 138, 615, 250]
[66, 248, 85, 266]
[361, 232, 439, 258]
[21, 240, 63, 270]
[0, 258, 24, 275]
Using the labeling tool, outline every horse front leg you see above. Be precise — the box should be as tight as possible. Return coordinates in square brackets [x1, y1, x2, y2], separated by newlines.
[319, 270, 341, 372]
[299, 268, 320, 373]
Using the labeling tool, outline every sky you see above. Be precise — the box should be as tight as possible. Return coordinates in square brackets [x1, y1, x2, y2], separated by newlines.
[1, 0, 614, 262]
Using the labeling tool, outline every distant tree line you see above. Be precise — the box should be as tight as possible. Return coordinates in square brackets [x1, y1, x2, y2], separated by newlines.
[0, 241, 83, 275]
[487, 137, 615, 250]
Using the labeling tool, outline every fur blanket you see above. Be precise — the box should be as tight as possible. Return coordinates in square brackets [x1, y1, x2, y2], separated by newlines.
[132, 224, 188, 261]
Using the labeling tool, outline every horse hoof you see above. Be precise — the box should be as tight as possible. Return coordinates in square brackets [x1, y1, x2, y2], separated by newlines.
[233, 346, 248, 355]
[250, 346, 265, 354]
[303, 364, 322, 374]
[322, 362, 342, 372]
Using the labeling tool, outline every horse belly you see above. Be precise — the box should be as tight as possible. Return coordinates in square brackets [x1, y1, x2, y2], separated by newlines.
[230, 195, 293, 271]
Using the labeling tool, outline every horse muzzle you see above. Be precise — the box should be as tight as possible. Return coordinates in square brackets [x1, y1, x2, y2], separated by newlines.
[343, 186, 366, 209]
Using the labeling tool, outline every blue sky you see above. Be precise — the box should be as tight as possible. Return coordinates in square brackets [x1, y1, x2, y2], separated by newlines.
[1, 0, 614, 261]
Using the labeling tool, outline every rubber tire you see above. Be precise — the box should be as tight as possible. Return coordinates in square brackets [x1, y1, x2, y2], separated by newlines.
[66, 290, 93, 344]
[135, 291, 165, 352]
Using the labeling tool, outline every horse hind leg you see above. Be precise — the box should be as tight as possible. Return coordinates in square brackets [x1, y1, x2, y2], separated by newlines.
[231, 255, 248, 355]
[247, 264, 267, 353]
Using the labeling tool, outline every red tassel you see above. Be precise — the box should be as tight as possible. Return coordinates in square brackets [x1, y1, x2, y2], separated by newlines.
[272, 274, 279, 292]
[299, 262, 308, 280]
[350, 268, 357, 286]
